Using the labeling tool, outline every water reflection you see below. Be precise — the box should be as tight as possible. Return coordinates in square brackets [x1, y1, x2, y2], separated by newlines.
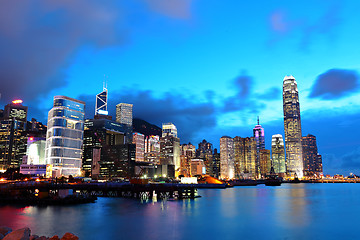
[1, 184, 360, 239]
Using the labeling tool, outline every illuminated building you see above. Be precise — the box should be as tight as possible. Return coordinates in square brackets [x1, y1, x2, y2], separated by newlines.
[45, 96, 85, 177]
[144, 135, 160, 164]
[25, 137, 46, 165]
[196, 139, 214, 176]
[301, 134, 323, 176]
[160, 135, 180, 177]
[179, 143, 196, 177]
[283, 75, 303, 178]
[233, 136, 257, 179]
[133, 132, 145, 162]
[160, 123, 180, 177]
[95, 85, 108, 116]
[212, 148, 220, 178]
[162, 123, 177, 138]
[0, 100, 28, 171]
[220, 136, 234, 179]
[116, 103, 133, 126]
[271, 134, 286, 175]
[253, 117, 265, 176]
[259, 149, 271, 176]
[190, 159, 206, 176]
[82, 118, 130, 179]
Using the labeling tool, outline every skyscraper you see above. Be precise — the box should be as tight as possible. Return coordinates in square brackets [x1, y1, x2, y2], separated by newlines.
[95, 86, 108, 116]
[160, 123, 180, 177]
[253, 117, 265, 177]
[283, 75, 303, 178]
[116, 103, 133, 126]
[271, 134, 286, 175]
[233, 136, 257, 179]
[45, 96, 85, 177]
[301, 134, 322, 177]
[0, 100, 28, 171]
[133, 132, 145, 162]
[162, 123, 177, 138]
[220, 136, 234, 179]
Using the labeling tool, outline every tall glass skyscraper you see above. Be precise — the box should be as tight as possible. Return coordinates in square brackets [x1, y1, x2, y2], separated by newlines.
[271, 134, 286, 175]
[220, 136, 234, 179]
[95, 86, 108, 115]
[253, 117, 265, 177]
[45, 96, 85, 177]
[283, 76, 303, 178]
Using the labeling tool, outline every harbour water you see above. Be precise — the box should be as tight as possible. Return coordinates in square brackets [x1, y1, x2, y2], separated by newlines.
[0, 183, 359, 240]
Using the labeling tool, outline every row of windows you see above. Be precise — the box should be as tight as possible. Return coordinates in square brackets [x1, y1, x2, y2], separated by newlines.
[54, 99, 85, 112]
[49, 138, 82, 149]
[47, 128, 84, 140]
[48, 118, 84, 130]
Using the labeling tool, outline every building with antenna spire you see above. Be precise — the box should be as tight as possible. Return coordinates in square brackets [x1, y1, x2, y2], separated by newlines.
[95, 80, 108, 117]
[253, 116, 265, 177]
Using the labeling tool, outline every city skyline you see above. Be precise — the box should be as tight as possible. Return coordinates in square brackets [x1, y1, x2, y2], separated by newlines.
[1, 1, 360, 175]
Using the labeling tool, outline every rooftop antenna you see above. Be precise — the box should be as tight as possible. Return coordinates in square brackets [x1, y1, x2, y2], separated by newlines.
[257, 116, 259, 125]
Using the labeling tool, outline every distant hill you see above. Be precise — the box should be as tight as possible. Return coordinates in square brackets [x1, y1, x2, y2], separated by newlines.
[133, 118, 162, 137]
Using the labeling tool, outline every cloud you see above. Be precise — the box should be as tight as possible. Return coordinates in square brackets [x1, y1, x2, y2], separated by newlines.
[341, 148, 360, 169]
[309, 69, 359, 99]
[78, 89, 216, 143]
[222, 73, 265, 113]
[269, 4, 341, 49]
[0, 0, 193, 105]
[143, 0, 192, 19]
[257, 87, 281, 100]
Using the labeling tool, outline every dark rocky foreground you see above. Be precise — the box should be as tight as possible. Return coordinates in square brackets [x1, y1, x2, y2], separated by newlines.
[0, 226, 79, 240]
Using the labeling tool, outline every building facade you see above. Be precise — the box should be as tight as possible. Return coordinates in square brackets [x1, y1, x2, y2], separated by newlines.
[162, 123, 178, 138]
[283, 75, 303, 178]
[259, 149, 271, 176]
[0, 100, 28, 171]
[45, 96, 85, 177]
[133, 132, 145, 162]
[116, 103, 133, 126]
[220, 136, 234, 179]
[253, 118, 265, 177]
[233, 136, 257, 179]
[271, 134, 286, 175]
[301, 134, 323, 177]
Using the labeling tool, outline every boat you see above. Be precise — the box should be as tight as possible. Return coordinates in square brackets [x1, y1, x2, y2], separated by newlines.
[264, 167, 282, 186]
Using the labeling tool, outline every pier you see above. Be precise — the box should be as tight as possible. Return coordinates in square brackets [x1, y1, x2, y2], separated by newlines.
[0, 182, 200, 201]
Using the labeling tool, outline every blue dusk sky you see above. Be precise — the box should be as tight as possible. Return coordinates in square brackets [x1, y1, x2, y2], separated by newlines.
[1, 0, 360, 175]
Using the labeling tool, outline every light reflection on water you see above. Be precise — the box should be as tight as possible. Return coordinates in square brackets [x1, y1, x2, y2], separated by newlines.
[0, 184, 359, 239]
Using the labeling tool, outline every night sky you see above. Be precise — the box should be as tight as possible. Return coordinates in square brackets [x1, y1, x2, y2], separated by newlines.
[1, 1, 360, 175]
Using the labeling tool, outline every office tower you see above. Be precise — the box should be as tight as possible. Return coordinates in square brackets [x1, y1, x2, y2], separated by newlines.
[190, 159, 206, 176]
[116, 103, 133, 126]
[220, 136, 235, 179]
[95, 86, 108, 116]
[160, 123, 180, 177]
[253, 117, 265, 177]
[162, 123, 177, 137]
[271, 134, 286, 175]
[259, 149, 271, 176]
[82, 118, 133, 179]
[233, 136, 257, 179]
[302, 134, 322, 177]
[144, 135, 160, 164]
[283, 75, 303, 178]
[133, 132, 145, 162]
[180, 143, 196, 177]
[196, 139, 214, 176]
[181, 143, 196, 158]
[0, 100, 28, 171]
[316, 154, 323, 174]
[212, 148, 220, 178]
[45, 96, 85, 177]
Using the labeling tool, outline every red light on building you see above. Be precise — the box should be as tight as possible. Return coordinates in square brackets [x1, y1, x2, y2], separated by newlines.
[12, 99, 23, 104]
[29, 137, 34, 141]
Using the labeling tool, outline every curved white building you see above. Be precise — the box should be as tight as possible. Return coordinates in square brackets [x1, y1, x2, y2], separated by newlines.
[45, 96, 85, 177]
